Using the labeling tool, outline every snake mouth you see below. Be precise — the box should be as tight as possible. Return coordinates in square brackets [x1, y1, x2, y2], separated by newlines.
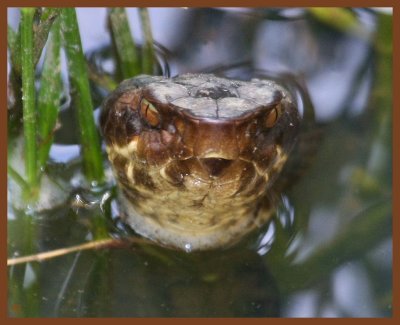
[199, 157, 233, 177]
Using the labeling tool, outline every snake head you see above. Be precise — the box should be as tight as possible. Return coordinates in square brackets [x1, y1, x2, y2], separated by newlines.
[99, 74, 301, 250]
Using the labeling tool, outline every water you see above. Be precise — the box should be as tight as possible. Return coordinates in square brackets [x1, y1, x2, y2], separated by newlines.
[7, 8, 392, 317]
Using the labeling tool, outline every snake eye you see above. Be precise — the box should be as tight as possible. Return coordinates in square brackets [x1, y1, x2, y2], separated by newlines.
[265, 106, 280, 128]
[140, 98, 160, 127]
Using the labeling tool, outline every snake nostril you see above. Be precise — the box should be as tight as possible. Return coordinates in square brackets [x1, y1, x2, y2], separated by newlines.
[200, 158, 233, 177]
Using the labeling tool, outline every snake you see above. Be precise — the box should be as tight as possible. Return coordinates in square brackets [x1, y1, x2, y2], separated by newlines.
[100, 74, 301, 251]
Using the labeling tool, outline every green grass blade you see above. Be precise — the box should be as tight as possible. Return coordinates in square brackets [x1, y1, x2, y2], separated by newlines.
[20, 8, 38, 194]
[139, 8, 155, 74]
[108, 8, 141, 79]
[308, 8, 359, 33]
[8, 8, 60, 141]
[7, 165, 29, 192]
[87, 64, 118, 92]
[8, 24, 17, 50]
[37, 17, 62, 172]
[9, 8, 61, 76]
[33, 8, 61, 68]
[8, 23, 23, 139]
[8, 24, 21, 75]
[60, 8, 104, 184]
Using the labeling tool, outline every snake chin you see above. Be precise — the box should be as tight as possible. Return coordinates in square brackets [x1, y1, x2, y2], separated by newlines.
[118, 189, 275, 252]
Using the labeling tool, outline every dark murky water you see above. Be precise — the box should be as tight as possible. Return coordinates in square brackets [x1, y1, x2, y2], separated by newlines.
[8, 8, 392, 317]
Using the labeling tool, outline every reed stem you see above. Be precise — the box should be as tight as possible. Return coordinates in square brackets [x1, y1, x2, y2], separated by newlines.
[20, 8, 38, 194]
[33, 8, 61, 68]
[37, 18, 62, 172]
[139, 8, 155, 74]
[60, 8, 105, 184]
[108, 8, 141, 79]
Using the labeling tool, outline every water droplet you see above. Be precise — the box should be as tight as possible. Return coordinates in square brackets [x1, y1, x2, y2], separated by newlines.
[25, 204, 36, 215]
[184, 243, 192, 253]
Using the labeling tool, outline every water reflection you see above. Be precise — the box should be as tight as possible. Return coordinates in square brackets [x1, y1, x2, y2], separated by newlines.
[34, 246, 280, 317]
[97, 247, 279, 317]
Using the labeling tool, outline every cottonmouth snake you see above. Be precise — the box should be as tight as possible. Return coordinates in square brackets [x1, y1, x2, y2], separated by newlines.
[100, 74, 300, 251]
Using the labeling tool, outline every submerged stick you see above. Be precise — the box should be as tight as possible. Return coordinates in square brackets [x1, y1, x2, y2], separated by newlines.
[7, 239, 115, 266]
[7, 237, 152, 266]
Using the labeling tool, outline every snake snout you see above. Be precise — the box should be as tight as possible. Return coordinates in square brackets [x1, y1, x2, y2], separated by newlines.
[200, 158, 233, 177]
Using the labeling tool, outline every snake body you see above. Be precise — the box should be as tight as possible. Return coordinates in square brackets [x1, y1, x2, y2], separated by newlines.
[100, 74, 300, 251]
